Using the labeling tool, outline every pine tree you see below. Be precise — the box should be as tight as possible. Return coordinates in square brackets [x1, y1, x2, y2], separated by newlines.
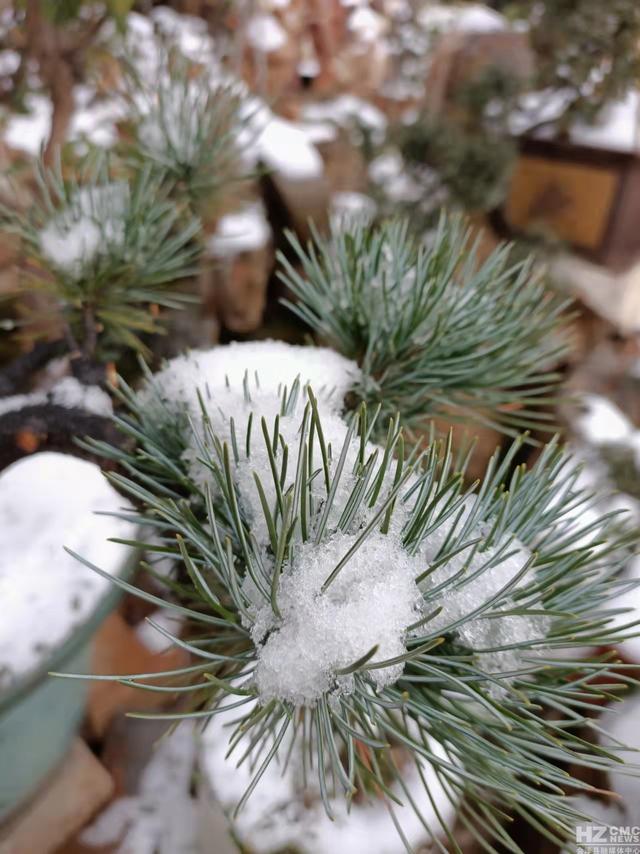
[59, 216, 640, 852]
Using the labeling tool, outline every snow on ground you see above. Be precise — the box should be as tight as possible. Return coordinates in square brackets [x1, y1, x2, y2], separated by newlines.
[0, 377, 113, 418]
[207, 202, 271, 257]
[201, 697, 459, 854]
[0, 453, 134, 690]
[80, 722, 199, 854]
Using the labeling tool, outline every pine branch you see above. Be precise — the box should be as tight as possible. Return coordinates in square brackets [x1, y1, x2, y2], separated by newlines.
[278, 216, 570, 440]
[0, 154, 201, 360]
[74, 345, 639, 851]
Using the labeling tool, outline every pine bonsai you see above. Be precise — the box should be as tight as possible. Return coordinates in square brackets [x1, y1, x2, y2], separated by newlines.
[63, 217, 640, 851]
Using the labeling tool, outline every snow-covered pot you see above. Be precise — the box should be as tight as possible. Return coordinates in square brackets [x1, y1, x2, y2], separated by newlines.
[0, 453, 136, 819]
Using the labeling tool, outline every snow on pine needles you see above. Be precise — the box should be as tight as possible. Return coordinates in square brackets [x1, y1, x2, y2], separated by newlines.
[135, 340, 557, 706]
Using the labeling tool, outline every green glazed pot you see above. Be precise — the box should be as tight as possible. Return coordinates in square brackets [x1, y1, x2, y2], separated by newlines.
[0, 551, 136, 821]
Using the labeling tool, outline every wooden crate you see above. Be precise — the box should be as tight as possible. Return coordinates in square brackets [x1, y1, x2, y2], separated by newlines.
[500, 137, 640, 272]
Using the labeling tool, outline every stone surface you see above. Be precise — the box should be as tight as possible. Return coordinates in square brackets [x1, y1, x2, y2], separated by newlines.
[0, 740, 113, 854]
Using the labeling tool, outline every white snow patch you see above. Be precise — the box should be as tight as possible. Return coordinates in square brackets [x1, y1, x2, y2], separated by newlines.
[302, 95, 387, 141]
[250, 531, 423, 704]
[246, 14, 287, 53]
[207, 202, 271, 257]
[255, 115, 324, 181]
[0, 378, 112, 418]
[80, 722, 198, 853]
[39, 182, 128, 278]
[3, 93, 52, 155]
[418, 3, 506, 33]
[49, 377, 113, 417]
[331, 191, 377, 229]
[348, 7, 387, 42]
[148, 341, 360, 417]
[0, 453, 134, 690]
[575, 394, 634, 446]
[145, 342, 361, 546]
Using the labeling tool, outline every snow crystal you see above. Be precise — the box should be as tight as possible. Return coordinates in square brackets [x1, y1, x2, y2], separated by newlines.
[39, 182, 128, 278]
[246, 14, 287, 53]
[0, 453, 134, 690]
[207, 202, 271, 257]
[201, 696, 459, 854]
[251, 530, 423, 704]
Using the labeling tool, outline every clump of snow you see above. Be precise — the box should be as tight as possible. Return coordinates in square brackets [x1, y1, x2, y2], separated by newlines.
[142, 340, 554, 703]
[207, 202, 271, 257]
[575, 393, 635, 446]
[151, 6, 214, 65]
[348, 6, 388, 42]
[49, 377, 113, 417]
[0, 377, 112, 418]
[253, 112, 324, 181]
[3, 93, 52, 155]
[147, 340, 360, 418]
[70, 85, 122, 149]
[250, 531, 423, 704]
[246, 14, 287, 53]
[331, 191, 377, 229]
[302, 95, 387, 144]
[418, 500, 550, 678]
[39, 182, 128, 278]
[80, 722, 199, 853]
[0, 453, 134, 690]
[201, 697, 459, 854]
[144, 341, 361, 545]
[417, 3, 506, 34]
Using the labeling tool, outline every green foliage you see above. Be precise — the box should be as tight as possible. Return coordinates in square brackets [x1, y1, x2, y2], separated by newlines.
[124, 49, 251, 216]
[72, 370, 640, 852]
[0, 156, 201, 360]
[482, 0, 640, 128]
[279, 217, 568, 440]
[396, 63, 520, 212]
[398, 115, 517, 211]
